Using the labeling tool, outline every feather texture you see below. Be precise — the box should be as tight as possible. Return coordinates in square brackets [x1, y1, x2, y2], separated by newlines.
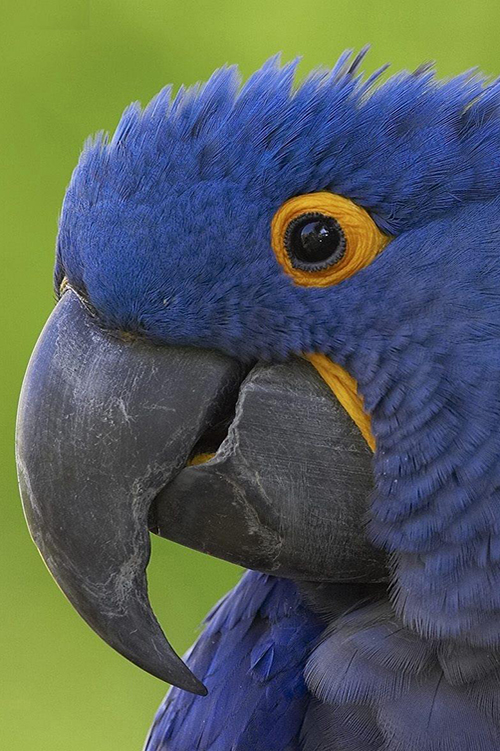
[145, 572, 322, 750]
[304, 598, 500, 751]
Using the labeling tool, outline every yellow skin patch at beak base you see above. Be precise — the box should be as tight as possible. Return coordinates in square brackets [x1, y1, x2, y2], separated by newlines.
[270, 192, 384, 452]
[188, 452, 216, 466]
[188, 356, 375, 469]
[305, 353, 376, 452]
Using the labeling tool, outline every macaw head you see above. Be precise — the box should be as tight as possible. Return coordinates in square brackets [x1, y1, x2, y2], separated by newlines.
[16, 51, 500, 693]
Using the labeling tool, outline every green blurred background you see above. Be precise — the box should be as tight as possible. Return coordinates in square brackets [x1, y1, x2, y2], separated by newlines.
[1, 1, 499, 748]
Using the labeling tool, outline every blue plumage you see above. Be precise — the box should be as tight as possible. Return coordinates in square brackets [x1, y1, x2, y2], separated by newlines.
[55, 51, 500, 748]
[145, 572, 323, 750]
[57, 54, 500, 358]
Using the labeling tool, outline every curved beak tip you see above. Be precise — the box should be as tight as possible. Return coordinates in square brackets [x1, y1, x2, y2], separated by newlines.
[16, 289, 381, 691]
[15, 291, 241, 691]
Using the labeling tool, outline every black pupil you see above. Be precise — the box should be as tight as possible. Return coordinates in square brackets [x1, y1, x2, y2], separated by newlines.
[288, 215, 344, 267]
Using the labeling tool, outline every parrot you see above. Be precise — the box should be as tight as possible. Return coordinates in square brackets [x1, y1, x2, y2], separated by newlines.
[15, 48, 500, 750]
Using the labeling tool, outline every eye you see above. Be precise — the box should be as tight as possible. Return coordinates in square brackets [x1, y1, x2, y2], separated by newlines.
[272, 191, 390, 287]
[285, 213, 346, 271]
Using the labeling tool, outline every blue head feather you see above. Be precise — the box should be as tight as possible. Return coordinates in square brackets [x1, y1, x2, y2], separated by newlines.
[57, 52, 500, 644]
[57, 52, 500, 359]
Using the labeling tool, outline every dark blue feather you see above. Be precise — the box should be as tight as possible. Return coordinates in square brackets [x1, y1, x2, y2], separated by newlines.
[301, 701, 384, 751]
[304, 599, 500, 750]
[145, 571, 322, 750]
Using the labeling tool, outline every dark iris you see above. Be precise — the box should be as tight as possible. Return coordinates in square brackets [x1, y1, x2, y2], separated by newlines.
[285, 212, 346, 271]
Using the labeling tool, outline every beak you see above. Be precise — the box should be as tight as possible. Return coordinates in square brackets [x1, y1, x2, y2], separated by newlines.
[16, 290, 245, 695]
[151, 360, 385, 582]
[16, 290, 385, 695]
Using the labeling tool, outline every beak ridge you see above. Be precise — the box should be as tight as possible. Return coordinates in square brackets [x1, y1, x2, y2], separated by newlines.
[16, 290, 244, 693]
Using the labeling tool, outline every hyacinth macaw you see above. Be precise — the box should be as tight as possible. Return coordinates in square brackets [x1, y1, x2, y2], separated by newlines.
[15, 49, 500, 749]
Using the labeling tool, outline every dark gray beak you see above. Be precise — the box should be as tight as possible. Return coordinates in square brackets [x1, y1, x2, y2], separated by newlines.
[16, 290, 385, 695]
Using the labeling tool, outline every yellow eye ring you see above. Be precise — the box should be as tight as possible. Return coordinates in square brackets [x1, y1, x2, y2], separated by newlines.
[271, 191, 389, 287]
